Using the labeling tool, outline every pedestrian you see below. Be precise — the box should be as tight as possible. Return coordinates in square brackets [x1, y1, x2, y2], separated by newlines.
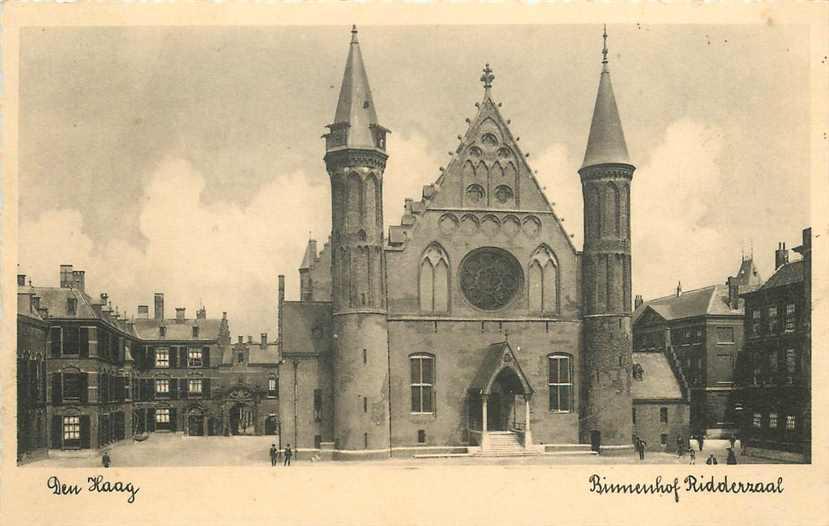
[705, 453, 718, 465]
[676, 436, 684, 457]
[698, 433, 704, 452]
[284, 444, 293, 466]
[102, 450, 111, 468]
[729, 434, 736, 449]
[726, 447, 737, 465]
[633, 435, 641, 457]
[269, 443, 277, 467]
[638, 439, 647, 461]
[689, 448, 696, 464]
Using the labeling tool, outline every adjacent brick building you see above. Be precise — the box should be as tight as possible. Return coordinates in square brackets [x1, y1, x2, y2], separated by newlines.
[633, 257, 762, 438]
[738, 229, 811, 460]
[631, 352, 689, 452]
[17, 274, 49, 462]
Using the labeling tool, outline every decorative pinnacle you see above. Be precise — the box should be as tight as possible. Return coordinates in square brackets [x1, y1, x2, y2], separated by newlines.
[601, 24, 608, 66]
[480, 63, 495, 91]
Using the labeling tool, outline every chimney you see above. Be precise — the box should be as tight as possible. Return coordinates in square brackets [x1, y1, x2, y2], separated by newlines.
[774, 242, 789, 270]
[60, 264, 74, 288]
[176, 307, 186, 322]
[634, 294, 643, 309]
[727, 276, 740, 310]
[261, 333, 267, 349]
[137, 305, 149, 319]
[154, 293, 164, 320]
[238, 335, 243, 344]
[676, 281, 682, 297]
[37, 306, 49, 319]
[196, 306, 207, 320]
[17, 274, 26, 286]
[72, 270, 85, 292]
[32, 296, 41, 311]
[100, 292, 109, 305]
[278, 274, 285, 357]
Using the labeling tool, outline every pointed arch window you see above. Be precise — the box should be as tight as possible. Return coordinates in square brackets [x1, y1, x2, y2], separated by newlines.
[528, 246, 560, 314]
[610, 183, 621, 237]
[419, 244, 450, 313]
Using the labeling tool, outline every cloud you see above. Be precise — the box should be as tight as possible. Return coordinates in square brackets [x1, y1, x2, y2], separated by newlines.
[533, 142, 583, 248]
[383, 132, 440, 226]
[20, 158, 331, 339]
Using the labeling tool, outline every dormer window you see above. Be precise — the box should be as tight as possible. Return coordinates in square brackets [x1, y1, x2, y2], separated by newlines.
[159, 326, 167, 338]
[67, 297, 77, 316]
[192, 326, 199, 338]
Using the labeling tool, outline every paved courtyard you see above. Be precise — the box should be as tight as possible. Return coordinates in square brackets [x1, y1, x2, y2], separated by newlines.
[26, 434, 788, 468]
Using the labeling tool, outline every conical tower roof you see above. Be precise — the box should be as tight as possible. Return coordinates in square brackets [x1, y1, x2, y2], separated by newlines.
[299, 239, 317, 271]
[329, 25, 381, 150]
[581, 27, 631, 169]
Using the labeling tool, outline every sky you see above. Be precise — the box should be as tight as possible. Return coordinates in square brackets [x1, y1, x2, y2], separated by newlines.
[18, 24, 811, 339]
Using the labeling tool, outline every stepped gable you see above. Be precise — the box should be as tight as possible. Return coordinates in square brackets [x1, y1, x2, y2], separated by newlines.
[387, 64, 575, 253]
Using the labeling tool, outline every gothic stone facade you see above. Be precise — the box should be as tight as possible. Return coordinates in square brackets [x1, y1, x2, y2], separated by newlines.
[278, 28, 648, 458]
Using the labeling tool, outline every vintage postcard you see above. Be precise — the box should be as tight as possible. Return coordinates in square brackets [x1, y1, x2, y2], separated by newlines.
[1, 2, 827, 525]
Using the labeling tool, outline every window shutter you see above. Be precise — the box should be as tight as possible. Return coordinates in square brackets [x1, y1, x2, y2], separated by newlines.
[80, 373, 89, 403]
[151, 349, 157, 369]
[147, 409, 156, 432]
[169, 378, 178, 400]
[79, 328, 89, 358]
[170, 348, 178, 368]
[50, 327, 61, 357]
[181, 348, 188, 368]
[50, 415, 62, 449]
[203, 379, 211, 398]
[52, 373, 63, 405]
[170, 408, 177, 432]
[80, 416, 91, 449]
[181, 379, 188, 399]
[203, 347, 210, 367]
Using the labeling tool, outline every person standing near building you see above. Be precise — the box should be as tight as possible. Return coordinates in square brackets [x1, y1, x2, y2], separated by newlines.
[729, 434, 737, 449]
[284, 444, 293, 466]
[676, 436, 684, 458]
[270, 443, 277, 467]
[638, 439, 647, 461]
[697, 433, 705, 452]
[726, 448, 738, 465]
[689, 448, 696, 464]
[102, 450, 111, 468]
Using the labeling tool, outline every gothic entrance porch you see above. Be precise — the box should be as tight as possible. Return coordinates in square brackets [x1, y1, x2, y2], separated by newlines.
[467, 342, 537, 456]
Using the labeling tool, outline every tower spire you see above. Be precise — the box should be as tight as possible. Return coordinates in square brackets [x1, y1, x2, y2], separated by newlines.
[581, 24, 631, 170]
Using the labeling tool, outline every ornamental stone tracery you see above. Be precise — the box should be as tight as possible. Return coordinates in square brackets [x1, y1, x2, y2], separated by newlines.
[459, 247, 523, 311]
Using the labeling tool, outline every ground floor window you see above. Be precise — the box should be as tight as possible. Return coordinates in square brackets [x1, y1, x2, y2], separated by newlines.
[786, 415, 796, 431]
[156, 408, 170, 424]
[63, 416, 80, 441]
[547, 353, 572, 413]
[753, 413, 762, 429]
[769, 413, 778, 429]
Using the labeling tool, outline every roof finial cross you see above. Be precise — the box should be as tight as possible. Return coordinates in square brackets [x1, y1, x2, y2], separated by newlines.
[480, 63, 495, 91]
[602, 24, 608, 65]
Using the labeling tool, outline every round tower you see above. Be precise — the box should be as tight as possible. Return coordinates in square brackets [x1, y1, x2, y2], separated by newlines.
[323, 26, 391, 457]
[579, 27, 636, 447]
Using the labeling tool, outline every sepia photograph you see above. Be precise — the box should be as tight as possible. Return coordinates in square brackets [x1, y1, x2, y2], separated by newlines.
[2, 4, 827, 525]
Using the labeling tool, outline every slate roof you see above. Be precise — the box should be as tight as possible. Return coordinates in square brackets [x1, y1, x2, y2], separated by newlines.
[581, 55, 631, 168]
[281, 301, 333, 355]
[31, 286, 99, 319]
[631, 352, 683, 400]
[132, 318, 223, 342]
[633, 284, 740, 324]
[759, 260, 804, 291]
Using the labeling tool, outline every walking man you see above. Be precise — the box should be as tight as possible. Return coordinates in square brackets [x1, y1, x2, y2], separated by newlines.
[726, 447, 738, 465]
[638, 439, 647, 461]
[729, 434, 737, 449]
[284, 444, 293, 467]
[269, 443, 278, 467]
[689, 448, 696, 464]
[676, 436, 684, 458]
[697, 433, 705, 452]
[102, 450, 111, 468]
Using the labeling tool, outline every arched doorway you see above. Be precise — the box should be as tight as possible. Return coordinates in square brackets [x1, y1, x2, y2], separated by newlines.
[265, 415, 279, 436]
[229, 403, 256, 435]
[487, 368, 526, 431]
[187, 408, 206, 436]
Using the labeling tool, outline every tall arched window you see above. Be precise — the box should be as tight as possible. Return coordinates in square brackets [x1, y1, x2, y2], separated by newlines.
[611, 183, 621, 237]
[528, 246, 559, 314]
[589, 185, 601, 239]
[548, 353, 573, 413]
[419, 244, 449, 313]
[410, 353, 435, 414]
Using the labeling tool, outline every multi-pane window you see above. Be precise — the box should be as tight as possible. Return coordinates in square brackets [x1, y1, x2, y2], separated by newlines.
[155, 349, 169, 368]
[767, 306, 778, 333]
[188, 379, 202, 395]
[63, 416, 80, 440]
[785, 349, 797, 377]
[156, 408, 170, 423]
[410, 354, 434, 414]
[753, 413, 762, 428]
[659, 407, 668, 423]
[548, 354, 572, 413]
[155, 379, 169, 395]
[769, 413, 778, 429]
[786, 415, 796, 431]
[63, 374, 84, 401]
[188, 349, 203, 368]
[785, 304, 796, 332]
[268, 377, 278, 397]
[716, 327, 735, 344]
[752, 310, 761, 335]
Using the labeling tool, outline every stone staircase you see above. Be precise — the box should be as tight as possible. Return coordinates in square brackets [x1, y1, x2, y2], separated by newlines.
[476, 431, 541, 457]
